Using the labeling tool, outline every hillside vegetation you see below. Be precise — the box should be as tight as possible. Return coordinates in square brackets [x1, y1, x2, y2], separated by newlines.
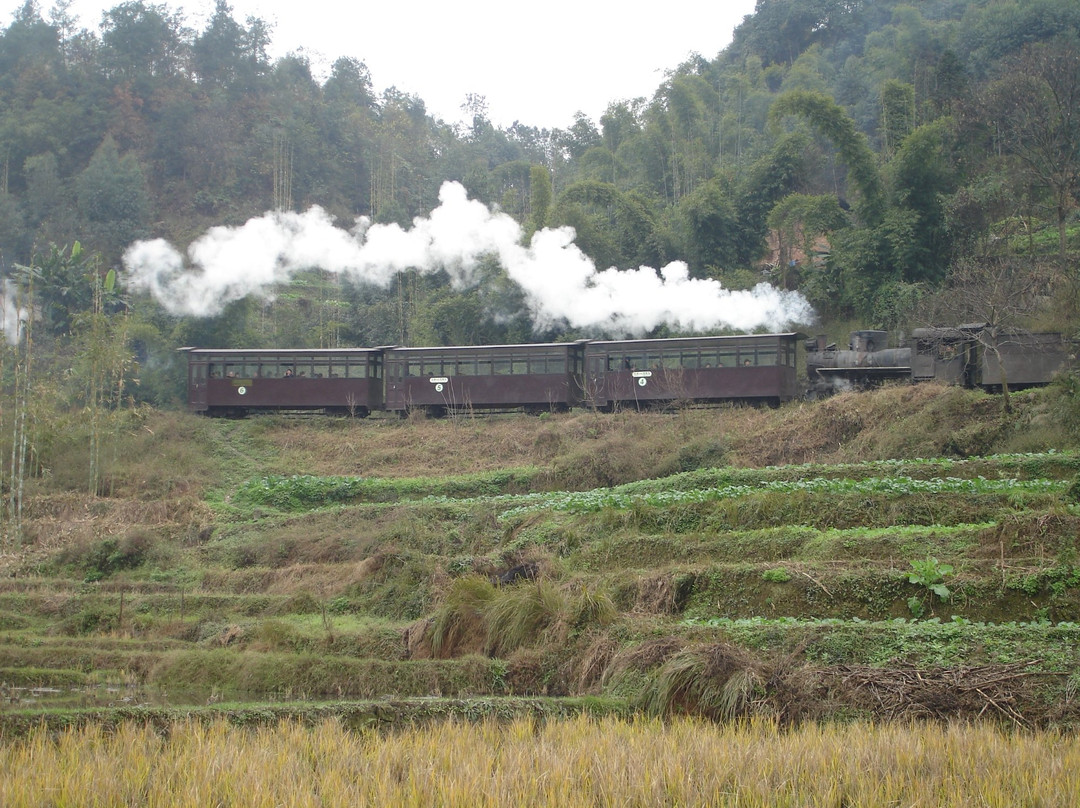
[3, 382, 1080, 731]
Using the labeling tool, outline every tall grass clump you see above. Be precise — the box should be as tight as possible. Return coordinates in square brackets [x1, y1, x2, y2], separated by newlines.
[431, 576, 616, 659]
[637, 642, 766, 721]
[572, 585, 617, 628]
[430, 575, 497, 657]
[484, 580, 568, 656]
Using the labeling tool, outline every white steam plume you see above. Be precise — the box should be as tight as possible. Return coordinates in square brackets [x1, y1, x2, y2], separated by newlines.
[123, 181, 814, 334]
[0, 280, 28, 345]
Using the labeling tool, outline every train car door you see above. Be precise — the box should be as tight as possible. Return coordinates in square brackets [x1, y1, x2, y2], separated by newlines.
[185, 350, 208, 413]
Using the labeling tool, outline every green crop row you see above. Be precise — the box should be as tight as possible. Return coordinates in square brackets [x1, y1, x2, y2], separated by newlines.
[498, 476, 1067, 518]
[232, 467, 544, 511]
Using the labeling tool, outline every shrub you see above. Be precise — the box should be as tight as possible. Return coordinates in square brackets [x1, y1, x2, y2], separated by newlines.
[762, 568, 792, 583]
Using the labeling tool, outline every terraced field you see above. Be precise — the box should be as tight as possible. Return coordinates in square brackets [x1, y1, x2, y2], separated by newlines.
[2, 384, 1080, 732]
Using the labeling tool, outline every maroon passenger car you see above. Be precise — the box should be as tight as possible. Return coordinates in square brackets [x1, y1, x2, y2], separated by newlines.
[383, 342, 586, 416]
[182, 348, 384, 416]
[583, 333, 802, 410]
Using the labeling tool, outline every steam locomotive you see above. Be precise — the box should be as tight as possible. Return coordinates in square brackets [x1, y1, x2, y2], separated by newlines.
[804, 325, 1073, 398]
[181, 325, 1072, 417]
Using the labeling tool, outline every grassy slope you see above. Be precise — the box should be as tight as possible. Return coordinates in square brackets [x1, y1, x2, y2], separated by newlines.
[2, 382, 1080, 729]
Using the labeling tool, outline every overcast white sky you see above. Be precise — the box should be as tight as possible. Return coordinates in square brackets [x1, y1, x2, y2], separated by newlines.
[42, 0, 757, 129]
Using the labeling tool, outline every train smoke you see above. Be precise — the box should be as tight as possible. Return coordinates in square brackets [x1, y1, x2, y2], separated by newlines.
[123, 181, 813, 334]
[0, 281, 27, 345]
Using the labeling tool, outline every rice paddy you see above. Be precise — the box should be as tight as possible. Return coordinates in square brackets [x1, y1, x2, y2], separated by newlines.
[3, 715, 1078, 806]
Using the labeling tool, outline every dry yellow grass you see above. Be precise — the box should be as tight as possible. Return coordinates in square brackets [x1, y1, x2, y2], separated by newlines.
[228, 383, 1040, 482]
[2, 715, 1078, 806]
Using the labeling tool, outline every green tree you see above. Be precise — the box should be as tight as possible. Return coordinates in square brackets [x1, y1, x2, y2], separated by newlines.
[676, 179, 742, 276]
[191, 0, 246, 87]
[100, 1, 187, 86]
[883, 119, 956, 283]
[982, 36, 1080, 263]
[770, 90, 886, 225]
[552, 181, 663, 271]
[75, 135, 150, 260]
[15, 241, 115, 336]
[734, 131, 814, 268]
[879, 79, 914, 158]
[0, 1, 60, 87]
[528, 165, 552, 236]
[0, 190, 28, 269]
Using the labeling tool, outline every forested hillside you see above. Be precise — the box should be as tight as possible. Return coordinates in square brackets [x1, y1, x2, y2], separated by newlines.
[0, 0, 1078, 405]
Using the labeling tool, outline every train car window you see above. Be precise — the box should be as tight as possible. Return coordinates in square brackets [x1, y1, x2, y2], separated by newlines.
[662, 354, 681, 369]
[494, 358, 512, 375]
[407, 360, 422, 377]
[329, 361, 347, 378]
[476, 359, 492, 376]
[512, 359, 528, 375]
[421, 359, 441, 376]
[455, 358, 475, 376]
[718, 350, 736, 367]
[700, 350, 720, 368]
[312, 363, 329, 378]
[548, 356, 566, 374]
[757, 350, 777, 366]
[680, 352, 699, 369]
[208, 363, 220, 378]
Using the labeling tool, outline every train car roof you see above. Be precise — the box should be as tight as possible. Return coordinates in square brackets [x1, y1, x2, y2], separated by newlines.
[585, 332, 803, 348]
[383, 341, 586, 353]
[179, 335, 805, 356]
[180, 347, 383, 355]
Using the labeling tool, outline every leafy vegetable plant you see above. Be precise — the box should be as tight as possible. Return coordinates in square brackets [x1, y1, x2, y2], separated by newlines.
[907, 556, 954, 618]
